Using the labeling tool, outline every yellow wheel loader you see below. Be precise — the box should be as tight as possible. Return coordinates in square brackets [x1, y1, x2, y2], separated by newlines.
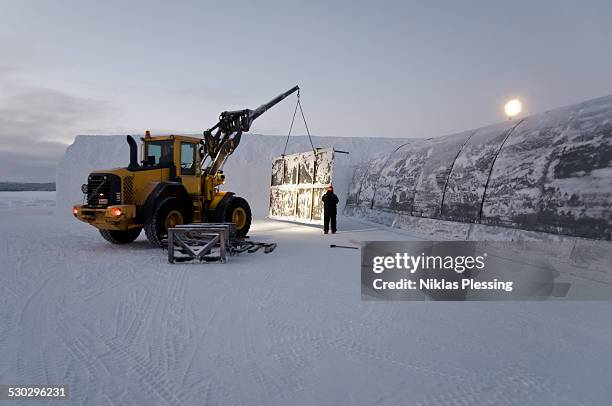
[73, 86, 299, 246]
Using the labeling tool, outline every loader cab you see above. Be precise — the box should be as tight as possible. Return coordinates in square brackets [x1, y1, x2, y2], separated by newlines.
[143, 139, 174, 167]
[141, 135, 201, 195]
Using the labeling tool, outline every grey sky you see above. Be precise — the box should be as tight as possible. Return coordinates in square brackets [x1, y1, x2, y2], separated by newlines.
[1, 0, 612, 181]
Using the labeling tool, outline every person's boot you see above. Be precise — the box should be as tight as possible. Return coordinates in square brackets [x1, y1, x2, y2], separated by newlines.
[324, 230, 328, 234]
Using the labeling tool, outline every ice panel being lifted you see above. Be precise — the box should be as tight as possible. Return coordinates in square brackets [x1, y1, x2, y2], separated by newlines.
[269, 148, 335, 224]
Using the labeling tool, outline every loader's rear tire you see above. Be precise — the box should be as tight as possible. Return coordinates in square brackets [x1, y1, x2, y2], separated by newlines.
[99, 228, 142, 244]
[225, 197, 252, 238]
[145, 197, 187, 247]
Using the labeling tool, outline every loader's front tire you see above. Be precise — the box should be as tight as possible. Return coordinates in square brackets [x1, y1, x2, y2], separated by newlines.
[225, 197, 252, 238]
[145, 197, 187, 247]
[99, 228, 142, 244]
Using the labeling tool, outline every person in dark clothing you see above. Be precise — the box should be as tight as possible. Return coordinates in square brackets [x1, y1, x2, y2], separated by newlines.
[322, 185, 339, 234]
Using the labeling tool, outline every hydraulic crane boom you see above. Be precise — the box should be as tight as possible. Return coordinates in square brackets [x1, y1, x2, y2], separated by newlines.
[202, 85, 300, 175]
[218, 85, 300, 134]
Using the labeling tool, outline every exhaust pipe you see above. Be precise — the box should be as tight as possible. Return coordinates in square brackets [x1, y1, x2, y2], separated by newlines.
[127, 135, 139, 170]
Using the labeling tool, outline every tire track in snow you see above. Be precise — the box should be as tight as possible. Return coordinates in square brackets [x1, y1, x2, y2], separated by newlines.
[54, 313, 105, 380]
[56, 304, 192, 405]
[411, 366, 585, 406]
[115, 287, 153, 346]
[180, 283, 233, 388]
[12, 271, 61, 386]
[265, 313, 479, 383]
[243, 297, 286, 406]
[162, 268, 188, 376]
[44, 254, 196, 404]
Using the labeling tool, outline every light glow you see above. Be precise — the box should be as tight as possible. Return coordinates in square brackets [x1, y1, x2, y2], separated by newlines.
[111, 208, 122, 217]
[504, 99, 522, 119]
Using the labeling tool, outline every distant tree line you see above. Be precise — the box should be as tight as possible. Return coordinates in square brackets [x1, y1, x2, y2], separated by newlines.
[0, 182, 56, 191]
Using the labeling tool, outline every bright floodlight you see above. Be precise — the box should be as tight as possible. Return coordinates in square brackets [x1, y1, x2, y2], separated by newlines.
[504, 99, 522, 119]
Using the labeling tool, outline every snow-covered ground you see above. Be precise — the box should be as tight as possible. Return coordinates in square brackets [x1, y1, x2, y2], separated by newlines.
[1, 191, 612, 405]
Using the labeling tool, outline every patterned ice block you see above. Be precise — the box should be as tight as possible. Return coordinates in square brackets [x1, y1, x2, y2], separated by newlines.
[269, 148, 335, 224]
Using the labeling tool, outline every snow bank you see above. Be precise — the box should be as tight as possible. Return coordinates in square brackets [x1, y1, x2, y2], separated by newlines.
[56, 134, 405, 217]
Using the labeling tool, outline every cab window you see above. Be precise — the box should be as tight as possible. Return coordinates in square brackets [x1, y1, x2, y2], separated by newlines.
[180, 142, 196, 175]
[145, 141, 173, 167]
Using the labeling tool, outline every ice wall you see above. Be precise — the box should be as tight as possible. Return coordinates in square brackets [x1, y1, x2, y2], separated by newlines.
[56, 134, 405, 217]
[345, 95, 612, 240]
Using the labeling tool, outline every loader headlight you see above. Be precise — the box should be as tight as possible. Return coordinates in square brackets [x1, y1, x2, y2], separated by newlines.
[111, 207, 122, 217]
[81, 184, 88, 194]
[73, 207, 78, 216]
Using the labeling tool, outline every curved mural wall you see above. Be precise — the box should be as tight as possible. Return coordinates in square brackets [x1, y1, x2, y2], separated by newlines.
[345, 95, 612, 240]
